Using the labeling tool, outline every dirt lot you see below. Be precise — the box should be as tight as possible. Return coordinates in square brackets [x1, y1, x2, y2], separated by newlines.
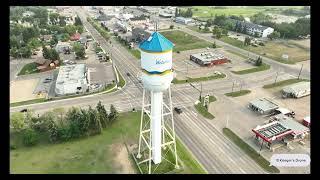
[10, 79, 43, 103]
[110, 143, 135, 174]
[289, 39, 310, 49]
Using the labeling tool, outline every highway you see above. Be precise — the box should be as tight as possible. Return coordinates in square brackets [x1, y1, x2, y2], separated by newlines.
[9, 7, 310, 174]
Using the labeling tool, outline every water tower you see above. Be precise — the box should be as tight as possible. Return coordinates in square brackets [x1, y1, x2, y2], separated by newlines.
[136, 32, 179, 174]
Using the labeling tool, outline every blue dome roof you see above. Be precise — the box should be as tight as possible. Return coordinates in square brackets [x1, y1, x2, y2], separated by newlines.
[139, 32, 174, 52]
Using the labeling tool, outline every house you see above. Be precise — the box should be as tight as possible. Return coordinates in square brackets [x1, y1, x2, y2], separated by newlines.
[41, 35, 53, 42]
[234, 20, 274, 38]
[175, 17, 193, 25]
[129, 16, 149, 26]
[55, 41, 71, 53]
[22, 11, 35, 17]
[132, 27, 152, 43]
[70, 33, 81, 41]
[34, 58, 56, 72]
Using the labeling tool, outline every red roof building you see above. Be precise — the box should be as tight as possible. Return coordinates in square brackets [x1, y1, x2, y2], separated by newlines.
[70, 33, 81, 41]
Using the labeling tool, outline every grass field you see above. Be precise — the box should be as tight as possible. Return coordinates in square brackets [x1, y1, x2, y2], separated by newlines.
[231, 63, 270, 75]
[172, 73, 226, 84]
[10, 98, 46, 107]
[225, 90, 251, 97]
[160, 30, 212, 52]
[222, 128, 280, 173]
[263, 78, 309, 89]
[18, 62, 39, 76]
[194, 96, 216, 120]
[187, 26, 211, 33]
[181, 6, 304, 19]
[220, 36, 310, 64]
[10, 111, 206, 174]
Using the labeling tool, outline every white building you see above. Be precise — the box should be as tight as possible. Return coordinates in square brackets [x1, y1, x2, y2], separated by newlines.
[235, 20, 274, 38]
[175, 17, 193, 25]
[55, 41, 71, 53]
[22, 11, 35, 17]
[55, 64, 89, 96]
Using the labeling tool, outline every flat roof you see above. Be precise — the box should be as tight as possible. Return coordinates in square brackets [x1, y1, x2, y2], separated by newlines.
[252, 121, 292, 143]
[282, 81, 310, 94]
[279, 118, 309, 135]
[249, 98, 279, 111]
[191, 52, 227, 64]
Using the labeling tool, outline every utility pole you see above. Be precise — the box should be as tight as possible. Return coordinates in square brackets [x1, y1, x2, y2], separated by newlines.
[274, 71, 279, 84]
[226, 114, 229, 128]
[232, 80, 235, 93]
[298, 64, 304, 79]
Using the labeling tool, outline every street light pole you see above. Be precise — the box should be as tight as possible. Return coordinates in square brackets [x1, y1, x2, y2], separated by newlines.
[274, 71, 279, 84]
[298, 64, 304, 79]
[232, 80, 235, 93]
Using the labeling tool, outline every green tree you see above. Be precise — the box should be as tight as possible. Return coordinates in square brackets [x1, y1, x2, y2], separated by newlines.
[267, 31, 281, 40]
[96, 101, 108, 128]
[47, 118, 59, 143]
[65, 25, 78, 35]
[49, 13, 60, 25]
[74, 16, 83, 26]
[244, 37, 251, 46]
[27, 38, 42, 50]
[22, 27, 40, 43]
[87, 106, 102, 135]
[59, 16, 66, 27]
[255, 56, 262, 66]
[73, 42, 85, 59]
[53, 107, 65, 126]
[170, 25, 174, 29]
[19, 46, 32, 58]
[49, 49, 60, 60]
[23, 129, 39, 146]
[42, 45, 50, 59]
[10, 112, 25, 132]
[212, 41, 217, 48]
[108, 104, 119, 124]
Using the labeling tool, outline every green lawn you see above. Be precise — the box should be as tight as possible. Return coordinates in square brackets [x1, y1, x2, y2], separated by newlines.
[194, 96, 216, 120]
[113, 37, 141, 59]
[187, 26, 211, 33]
[263, 78, 310, 89]
[181, 6, 304, 19]
[161, 30, 212, 52]
[225, 90, 251, 97]
[10, 98, 46, 107]
[222, 128, 280, 173]
[231, 63, 270, 75]
[172, 74, 226, 84]
[10, 111, 206, 174]
[116, 67, 126, 88]
[18, 62, 39, 76]
[220, 36, 309, 64]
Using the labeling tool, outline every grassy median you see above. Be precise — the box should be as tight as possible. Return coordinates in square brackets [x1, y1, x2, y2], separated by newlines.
[222, 128, 280, 173]
[194, 96, 216, 120]
[18, 63, 39, 76]
[263, 78, 309, 89]
[225, 90, 251, 97]
[172, 74, 226, 84]
[231, 63, 270, 75]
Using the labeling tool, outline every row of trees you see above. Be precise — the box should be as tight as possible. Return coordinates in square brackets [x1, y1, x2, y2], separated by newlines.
[175, 8, 193, 18]
[10, 102, 119, 147]
[42, 45, 60, 61]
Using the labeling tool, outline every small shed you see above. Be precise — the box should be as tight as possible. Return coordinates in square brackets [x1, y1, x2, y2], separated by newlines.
[249, 98, 279, 115]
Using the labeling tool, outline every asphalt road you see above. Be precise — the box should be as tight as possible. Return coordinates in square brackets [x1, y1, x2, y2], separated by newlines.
[9, 7, 310, 174]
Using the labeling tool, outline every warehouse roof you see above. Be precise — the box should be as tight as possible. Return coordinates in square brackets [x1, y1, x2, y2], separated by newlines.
[279, 117, 309, 136]
[249, 98, 279, 112]
[282, 81, 310, 94]
[139, 32, 174, 52]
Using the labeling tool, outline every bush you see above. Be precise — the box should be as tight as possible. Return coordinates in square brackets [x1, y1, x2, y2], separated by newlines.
[10, 144, 17, 150]
[23, 129, 39, 146]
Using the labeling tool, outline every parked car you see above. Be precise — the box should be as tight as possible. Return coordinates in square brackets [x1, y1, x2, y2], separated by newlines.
[45, 77, 52, 81]
[43, 79, 52, 83]
[174, 107, 182, 114]
[20, 109, 28, 112]
[127, 72, 131, 76]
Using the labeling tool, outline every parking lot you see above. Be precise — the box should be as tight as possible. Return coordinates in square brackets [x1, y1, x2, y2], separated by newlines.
[87, 63, 115, 85]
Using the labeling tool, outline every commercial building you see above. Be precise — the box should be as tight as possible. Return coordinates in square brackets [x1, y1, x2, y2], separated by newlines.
[190, 52, 229, 66]
[175, 17, 193, 25]
[252, 114, 309, 149]
[248, 98, 279, 115]
[55, 64, 89, 96]
[129, 16, 149, 26]
[234, 20, 274, 38]
[132, 27, 152, 43]
[116, 21, 132, 32]
[281, 81, 310, 98]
